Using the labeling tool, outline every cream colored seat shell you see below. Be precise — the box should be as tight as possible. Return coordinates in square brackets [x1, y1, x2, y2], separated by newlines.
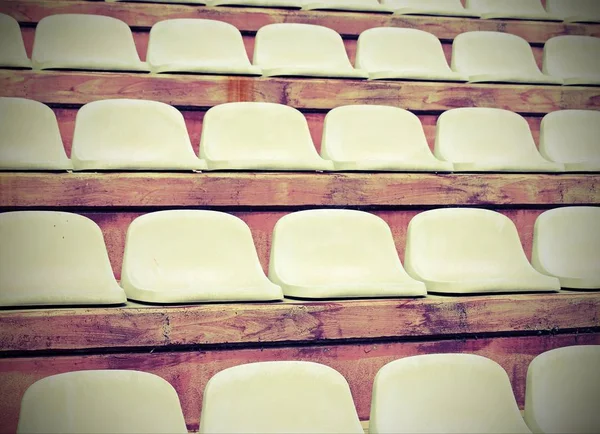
[465, 0, 558, 20]
[200, 102, 332, 171]
[545, 0, 600, 23]
[17, 370, 187, 434]
[269, 209, 426, 299]
[543, 36, 600, 86]
[147, 19, 261, 75]
[539, 110, 600, 171]
[382, 0, 477, 17]
[356, 28, 466, 82]
[0, 14, 31, 68]
[321, 105, 452, 172]
[199, 361, 363, 434]
[404, 208, 561, 294]
[302, 0, 392, 13]
[434, 108, 563, 172]
[532, 207, 600, 290]
[32, 14, 148, 72]
[370, 354, 532, 434]
[121, 210, 283, 303]
[0, 97, 72, 170]
[208, 0, 303, 8]
[72, 99, 205, 171]
[253, 23, 368, 78]
[525, 345, 600, 433]
[452, 32, 562, 85]
[0, 211, 126, 307]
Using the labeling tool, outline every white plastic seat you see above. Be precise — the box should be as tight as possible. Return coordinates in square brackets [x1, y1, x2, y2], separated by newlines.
[465, 0, 559, 20]
[0, 211, 126, 307]
[121, 210, 283, 303]
[355, 28, 466, 82]
[370, 354, 532, 434]
[253, 23, 368, 79]
[543, 36, 600, 86]
[539, 110, 600, 172]
[200, 102, 332, 171]
[32, 14, 148, 72]
[71, 99, 205, 171]
[545, 0, 600, 23]
[434, 108, 564, 172]
[199, 361, 363, 434]
[452, 31, 562, 85]
[404, 208, 561, 294]
[0, 14, 31, 68]
[0, 97, 72, 170]
[302, 0, 392, 13]
[531, 207, 600, 290]
[320, 105, 453, 172]
[382, 0, 477, 17]
[524, 346, 600, 433]
[268, 209, 426, 299]
[208, 0, 303, 8]
[17, 370, 187, 434]
[147, 19, 261, 75]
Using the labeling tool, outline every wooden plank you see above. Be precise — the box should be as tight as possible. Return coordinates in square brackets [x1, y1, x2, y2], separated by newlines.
[4, 0, 600, 43]
[2, 71, 599, 113]
[0, 333, 598, 432]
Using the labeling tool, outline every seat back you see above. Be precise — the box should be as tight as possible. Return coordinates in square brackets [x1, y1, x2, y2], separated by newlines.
[0, 13, 30, 68]
[545, 0, 600, 22]
[543, 36, 600, 81]
[382, 0, 467, 14]
[465, 0, 548, 17]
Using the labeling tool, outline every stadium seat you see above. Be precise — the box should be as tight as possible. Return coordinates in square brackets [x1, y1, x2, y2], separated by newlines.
[370, 354, 532, 433]
[208, 0, 302, 8]
[382, 0, 477, 17]
[545, 0, 600, 23]
[268, 209, 426, 299]
[32, 14, 148, 72]
[465, 0, 559, 20]
[434, 108, 564, 172]
[147, 19, 261, 75]
[200, 102, 333, 171]
[0, 211, 126, 307]
[17, 370, 187, 433]
[403, 208, 561, 294]
[302, 0, 392, 13]
[355, 28, 466, 82]
[543, 36, 600, 85]
[71, 99, 205, 171]
[121, 210, 283, 303]
[0, 97, 72, 170]
[320, 105, 453, 171]
[0, 14, 31, 68]
[524, 345, 600, 433]
[253, 23, 368, 78]
[539, 110, 600, 171]
[532, 207, 600, 290]
[452, 31, 562, 84]
[199, 361, 363, 433]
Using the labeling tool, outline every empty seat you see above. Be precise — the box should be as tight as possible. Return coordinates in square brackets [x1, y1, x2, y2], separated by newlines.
[370, 354, 532, 433]
[465, 0, 558, 20]
[302, 0, 392, 13]
[404, 208, 561, 294]
[121, 210, 283, 303]
[524, 346, 600, 434]
[147, 19, 261, 75]
[539, 110, 600, 171]
[200, 102, 332, 171]
[545, 0, 600, 23]
[17, 370, 187, 433]
[32, 14, 148, 72]
[71, 99, 205, 171]
[382, 0, 476, 16]
[543, 36, 600, 86]
[532, 207, 600, 290]
[0, 211, 126, 307]
[0, 97, 72, 170]
[253, 24, 368, 79]
[355, 28, 466, 82]
[320, 105, 453, 172]
[199, 361, 363, 433]
[208, 0, 302, 8]
[452, 31, 562, 84]
[268, 209, 426, 299]
[434, 108, 563, 172]
[0, 14, 31, 68]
